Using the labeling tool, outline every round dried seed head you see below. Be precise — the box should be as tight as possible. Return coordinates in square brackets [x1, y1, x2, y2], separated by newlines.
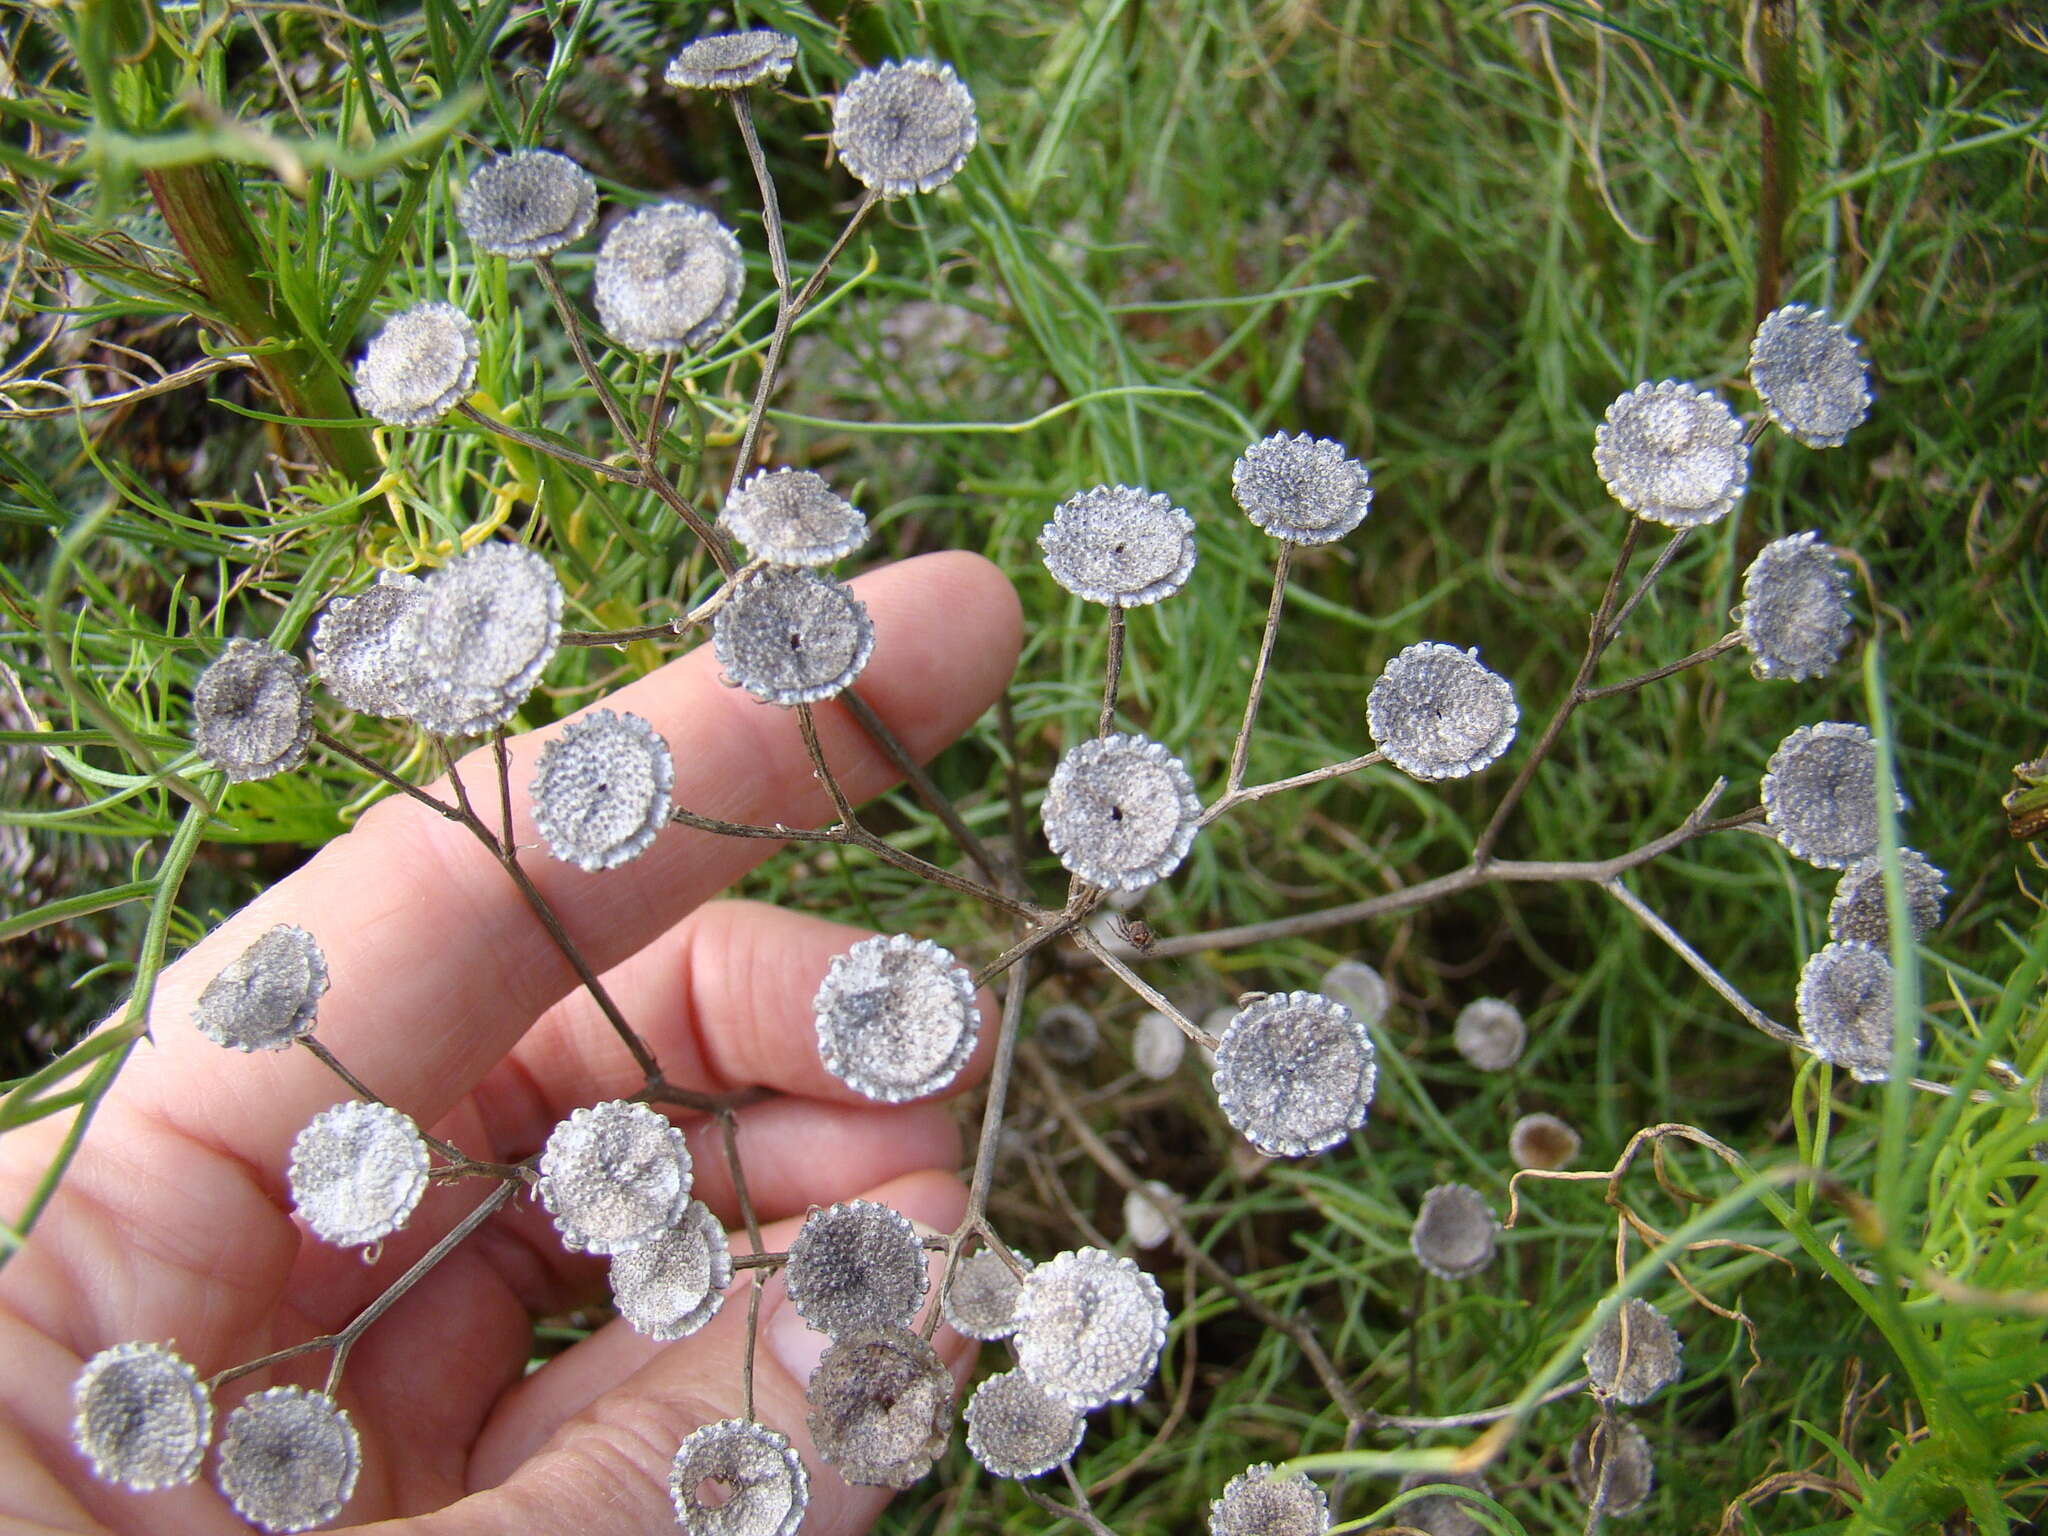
[1452, 997, 1526, 1072]
[1210, 1462, 1330, 1536]
[530, 709, 674, 871]
[611, 1201, 733, 1341]
[1583, 1298, 1683, 1406]
[287, 1100, 430, 1249]
[1034, 1003, 1099, 1065]
[192, 639, 313, 782]
[712, 566, 875, 706]
[1735, 531, 1854, 682]
[594, 202, 744, 355]
[831, 59, 978, 198]
[1569, 1416, 1654, 1518]
[1230, 432, 1373, 546]
[1395, 1469, 1493, 1536]
[964, 1368, 1084, 1480]
[1123, 1181, 1177, 1251]
[1762, 722, 1895, 869]
[1132, 1009, 1187, 1079]
[353, 301, 478, 426]
[1013, 1246, 1169, 1409]
[457, 150, 597, 259]
[1039, 484, 1196, 607]
[669, 1418, 808, 1536]
[310, 574, 425, 719]
[1796, 941, 1904, 1082]
[805, 1326, 955, 1488]
[214, 1386, 359, 1533]
[1043, 733, 1202, 892]
[1213, 991, 1377, 1158]
[785, 1199, 928, 1339]
[1410, 1183, 1498, 1280]
[1509, 1112, 1581, 1171]
[194, 924, 329, 1052]
[537, 1099, 692, 1255]
[403, 543, 563, 737]
[943, 1247, 1025, 1341]
[71, 1340, 212, 1491]
[1318, 959, 1389, 1028]
[665, 29, 798, 91]
[812, 933, 980, 1103]
[1828, 850, 1947, 946]
[1592, 380, 1748, 527]
[1367, 642, 1518, 781]
[720, 468, 868, 567]
[1749, 303, 1872, 448]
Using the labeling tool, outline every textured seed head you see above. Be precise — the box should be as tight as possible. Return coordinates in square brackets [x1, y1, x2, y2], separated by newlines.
[1584, 1298, 1683, 1405]
[1395, 1470, 1493, 1536]
[1452, 997, 1525, 1072]
[1043, 733, 1202, 892]
[1132, 1009, 1187, 1079]
[1762, 722, 1896, 870]
[1013, 1246, 1169, 1409]
[1319, 959, 1389, 1028]
[1592, 380, 1748, 527]
[1828, 850, 1947, 946]
[1735, 531, 1853, 682]
[1749, 304, 1872, 448]
[1034, 1003, 1100, 1064]
[1509, 1112, 1581, 1171]
[813, 934, 980, 1103]
[310, 574, 426, 718]
[1039, 485, 1196, 607]
[805, 1326, 955, 1488]
[457, 150, 597, 259]
[402, 543, 562, 737]
[353, 301, 478, 426]
[720, 468, 868, 566]
[529, 709, 674, 871]
[610, 1201, 732, 1341]
[1123, 1181, 1177, 1250]
[71, 1341, 212, 1491]
[1230, 432, 1373, 545]
[288, 1100, 430, 1248]
[192, 639, 313, 782]
[831, 60, 978, 197]
[1410, 1183, 1498, 1280]
[1569, 1416, 1654, 1517]
[193, 924, 329, 1052]
[1797, 941, 1905, 1082]
[1213, 991, 1377, 1158]
[1367, 642, 1518, 781]
[785, 1199, 928, 1338]
[1210, 1463, 1330, 1536]
[712, 566, 875, 706]
[964, 1368, 1084, 1480]
[943, 1247, 1025, 1341]
[594, 202, 744, 355]
[669, 1418, 808, 1536]
[537, 1099, 692, 1255]
[214, 1386, 360, 1533]
[666, 29, 799, 91]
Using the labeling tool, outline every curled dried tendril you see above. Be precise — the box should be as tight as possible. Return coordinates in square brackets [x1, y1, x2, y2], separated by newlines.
[287, 1100, 431, 1249]
[1229, 432, 1373, 545]
[784, 1199, 928, 1339]
[536, 1099, 693, 1255]
[1213, 991, 1377, 1158]
[1366, 641, 1518, 781]
[1319, 958, 1389, 1028]
[669, 1418, 809, 1536]
[1410, 1183, 1498, 1280]
[309, 574, 425, 719]
[1749, 303, 1872, 448]
[609, 1200, 733, 1341]
[964, 1368, 1085, 1480]
[1796, 941, 1905, 1082]
[1012, 1246, 1169, 1409]
[1042, 733, 1202, 892]
[1452, 997, 1525, 1072]
[1592, 380, 1748, 528]
[711, 566, 875, 705]
[457, 149, 597, 259]
[942, 1247, 1025, 1341]
[1038, 484, 1197, 608]
[401, 542, 563, 738]
[353, 301, 478, 426]
[804, 1326, 955, 1488]
[192, 639, 314, 783]
[1583, 1297, 1683, 1406]
[1509, 1112, 1581, 1171]
[1735, 531, 1854, 682]
[1570, 1415, 1655, 1517]
[812, 933, 980, 1103]
[530, 709, 675, 871]
[70, 1340, 212, 1491]
[1132, 1009, 1186, 1079]
[831, 59, 978, 197]
[1209, 1463, 1331, 1536]
[594, 202, 744, 355]
[665, 29, 799, 91]
[193, 924, 329, 1052]
[1761, 721, 1895, 870]
[720, 467, 868, 567]
[1827, 850, 1947, 946]
[213, 1386, 360, 1533]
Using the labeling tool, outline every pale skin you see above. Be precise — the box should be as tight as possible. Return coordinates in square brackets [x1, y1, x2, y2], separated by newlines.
[0, 551, 1024, 1535]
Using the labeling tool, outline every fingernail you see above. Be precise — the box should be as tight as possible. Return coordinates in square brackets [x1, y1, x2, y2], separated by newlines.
[765, 1286, 830, 1387]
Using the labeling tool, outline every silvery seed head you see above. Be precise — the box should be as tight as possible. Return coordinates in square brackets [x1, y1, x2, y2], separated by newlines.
[353, 301, 478, 426]
[1509, 1112, 1580, 1171]
[813, 933, 980, 1103]
[1367, 641, 1518, 781]
[1592, 380, 1748, 528]
[401, 542, 563, 737]
[784, 1199, 929, 1339]
[529, 709, 675, 871]
[669, 1418, 808, 1536]
[1569, 1415, 1654, 1517]
[665, 29, 799, 91]
[1213, 991, 1377, 1158]
[1132, 1009, 1187, 1079]
[1452, 997, 1525, 1072]
[1042, 733, 1202, 892]
[1410, 1182, 1498, 1280]
[594, 202, 744, 355]
[1735, 531, 1853, 682]
[192, 639, 313, 782]
[1034, 1003, 1100, 1064]
[1796, 941, 1904, 1082]
[457, 150, 597, 259]
[804, 1326, 955, 1488]
[1762, 722, 1896, 870]
[1013, 1246, 1169, 1409]
[310, 573, 425, 719]
[1583, 1297, 1683, 1406]
[193, 924, 329, 1052]
[1319, 958, 1389, 1028]
[964, 1368, 1084, 1480]
[1039, 484, 1196, 607]
[1210, 1463, 1331, 1536]
[213, 1386, 360, 1533]
[831, 60, 978, 197]
[1230, 432, 1373, 545]
[1123, 1181, 1177, 1251]
[712, 566, 875, 706]
[70, 1340, 212, 1491]
[1827, 850, 1947, 946]
[536, 1099, 693, 1255]
[943, 1247, 1026, 1341]
[287, 1100, 431, 1249]
[1749, 303, 1872, 448]
[610, 1200, 732, 1341]
[720, 467, 868, 567]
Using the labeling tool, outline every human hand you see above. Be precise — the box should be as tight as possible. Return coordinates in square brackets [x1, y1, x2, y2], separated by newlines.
[0, 551, 1023, 1535]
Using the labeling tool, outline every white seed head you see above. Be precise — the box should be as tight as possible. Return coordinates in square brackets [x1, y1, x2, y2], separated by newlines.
[193, 924, 329, 1052]
[1230, 432, 1373, 545]
[831, 59, 978, 198]
[70, 1340, 212, 1491]
[457, 150, 597, 259]
[1828, 850, 1947, 946]
[1318, 958, 1389, 1028]
[1452, 997, 1525, 1072]
[669, 1418, 809, 1536]
[711, 566, 875, 706]
[1038, 484, 1196, 607]
[536, 1099, 692, 1255]
[1592, 380, 1748, 527]
[1013, 1246, 1169, 1409]
[784, 1199, 928, 1338]
[665, 29, 799, 91]
[943, 1247, 1025, 1341]
[401, 543, 563, 737]
[1395, 1469, 1493, 1536]
[353, 301, 478, 426]
[1410, 1182, 1498, 1280]
[1043, 733, 1202, 892]
[1762, 722, 1896, 869]
[1213, 991, 1376, 1158]
[310, 574, 425, 718]
[1749, 304, 1872, 448]
[813, 933, 980, 1103]
[964, 1368, 1084, 1480]
[1034, 1003, 1099, 1064]
[1797, 941, 1904, 1082]
[1509, 1112, 1580, 1171]
[214, 1386, 360, 1533]
[1569, 1415, 1654, 1517]
[1367, 642, 1518, 781]
[530, 709, 675, 871]
[1210, 1463, 1331, 1536]
[1735, 531, 1853, 682]
[1132, 1009, 1187, 1079]
[804, 1326, 955, 1489]
[1122, 1181, 1177, 1251]
[192, 639, 313, 782]
[610, 1200, 733, 1341]
[1583, 1298, 1683, 1406]
[720, 468, 868, 567]
[287, 1100, 430, 1249]
[594, 202, 744, 355]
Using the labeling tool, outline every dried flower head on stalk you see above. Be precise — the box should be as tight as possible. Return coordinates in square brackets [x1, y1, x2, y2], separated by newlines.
[1367, 642, 1518, 781]
[1230, 432, 1373, 545]
[192, 639, 313, 782]
[1410, 1182, 1498, 1280]
[1762, 721, 1896, 870]
[1583, 1297, 1683, 1406]
[784, 1199, 928, 1339]
[609, 1200, 732, 1341]
[1570, 1415, 1655, 1518]
[213, 1386, 360, 1533]
[720, 468, 868, 567]
[1034, 1002, 1100, 1064]
[1592, 380, 1748, 528]
[194, 924, 329, 1052]
[712, 566, 875, 705]
[1013, 1246, 1169, 1409]
[669, 1419, 808, 1536]
[530, 709, 675, 871]
[1735, 531, 1854, 682]
[1213, 991, 1377, 1157]
[1749, 303, 1873, 448]
[310, 574, 425, 719]
[805, 1326, 955, 1488]
[1042, 733, 1202, 892]
[964, 1369, 1084, 1480]
[353, 301, 478, 426]
[287, 1100, 431, 1249]
[1509, 1112, 1581, 1171]
[1796, 940, 1906, 1082]
[1039, 484, 1197, 607]
[831, 60, 978, 197]
[401, 542, 563, 738]
[665, 29, 798, 92]
[1209, 1463, 1331, 1536]
[1452, 997, 1525, 1071]
[1319, 958, 1389, 1028]
[536, 1099, 693, 1255]
[594, 202, 744, 355]
[943, 1247, 1026, 1341]
[813, 934, 980, 1102]
[70, 1340, 212, 1491]
[1132, 1008, 1187, 1078]
[457, 149, 597, 259]
[1828, 850, 1947, 946]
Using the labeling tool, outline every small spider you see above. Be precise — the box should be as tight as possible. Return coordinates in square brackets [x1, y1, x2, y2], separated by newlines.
[1110, 913, 1155, 953]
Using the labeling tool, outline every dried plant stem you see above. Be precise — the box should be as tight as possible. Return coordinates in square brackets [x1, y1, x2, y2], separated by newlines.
[313, 731, 458, 822]
[1199, 750, 1384, 828]
[1098, 605, 1126, 738]
[959, 957, 1034, 1245]
[1371, 1376, 1592, 1431]
[733, 94, 791, 305]
[842, 687, 1008, 893]
[533, 256, 637, 446]
[1608, 526, 1694, 638]
[492, 727, 515, 854]
[1582, 633, 1743, 701]
[719, 1105, 767, 1422]
[1601, 878, 1804, 1048]
[797, 703, 859, 829]
[1226, 540, 1294, 796]
[296, 1037, 470, 1166]
[1072, 925, 1209, 1045]
[642, 352, 678, 461]
[454, 402, 640, 483]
